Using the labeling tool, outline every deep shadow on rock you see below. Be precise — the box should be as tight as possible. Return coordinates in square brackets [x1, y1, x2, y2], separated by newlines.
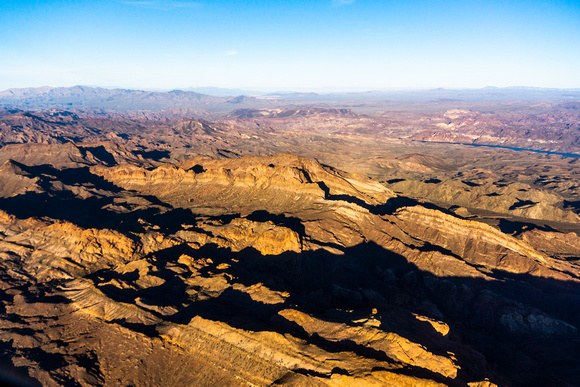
[77, 238, 580, 387]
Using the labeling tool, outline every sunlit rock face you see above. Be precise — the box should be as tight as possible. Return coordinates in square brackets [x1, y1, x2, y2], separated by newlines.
[0, 151, 578, 387]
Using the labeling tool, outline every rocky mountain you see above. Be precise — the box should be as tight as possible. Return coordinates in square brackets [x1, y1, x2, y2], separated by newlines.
[0, 101, 578, 386]
[408, 107, 580, 154]
[1, 108, 579, 225]
[0, 144, 578, 385]
[2, 87, 580, 154]
[2, 106, 580, 222]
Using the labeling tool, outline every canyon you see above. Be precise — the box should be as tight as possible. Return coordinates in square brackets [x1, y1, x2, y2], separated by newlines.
[0, 87, 578, 386]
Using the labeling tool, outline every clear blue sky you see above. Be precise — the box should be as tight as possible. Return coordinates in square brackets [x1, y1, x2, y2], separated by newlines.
[1, 0, 579, 91]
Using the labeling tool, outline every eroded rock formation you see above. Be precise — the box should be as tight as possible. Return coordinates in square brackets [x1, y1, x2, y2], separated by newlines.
[0, 150, 578, 386]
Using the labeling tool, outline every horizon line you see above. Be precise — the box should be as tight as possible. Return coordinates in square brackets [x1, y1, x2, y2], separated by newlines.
[2, 84, 580, 95]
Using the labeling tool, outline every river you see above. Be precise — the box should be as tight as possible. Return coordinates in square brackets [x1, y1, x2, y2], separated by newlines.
[466, 143, 580, 158]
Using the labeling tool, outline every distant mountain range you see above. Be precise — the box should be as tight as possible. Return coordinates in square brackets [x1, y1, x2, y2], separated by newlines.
[1, 86, 579, 115]
[0, 85, 271, 115]
[265, 86, 580, 102]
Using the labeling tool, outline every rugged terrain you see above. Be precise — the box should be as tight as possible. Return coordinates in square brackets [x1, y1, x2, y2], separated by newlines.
[0, 88, 579, 386]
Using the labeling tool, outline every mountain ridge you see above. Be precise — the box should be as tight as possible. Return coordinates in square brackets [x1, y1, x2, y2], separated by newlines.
[0, 151, 578, 385]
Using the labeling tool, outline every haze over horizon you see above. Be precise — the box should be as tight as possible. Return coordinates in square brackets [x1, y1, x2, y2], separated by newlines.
[1, 0, 579, 91]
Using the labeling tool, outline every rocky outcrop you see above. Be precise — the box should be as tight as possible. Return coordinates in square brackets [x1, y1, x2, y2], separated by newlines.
[0, 160, 42, 198]
[393, 206, 558, 276]
[92, 154, 395, 215]
[386, 178, 580, 223]
[278, 308, 460, 379]
[0, 210, 139, 281]
[177, 217, 302, 255]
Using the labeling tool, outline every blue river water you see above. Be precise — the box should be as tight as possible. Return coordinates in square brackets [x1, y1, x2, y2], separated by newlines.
[466, 143, 580, 158]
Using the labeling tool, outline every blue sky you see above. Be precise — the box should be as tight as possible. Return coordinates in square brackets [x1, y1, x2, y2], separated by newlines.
[1, 0, 579, 91]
